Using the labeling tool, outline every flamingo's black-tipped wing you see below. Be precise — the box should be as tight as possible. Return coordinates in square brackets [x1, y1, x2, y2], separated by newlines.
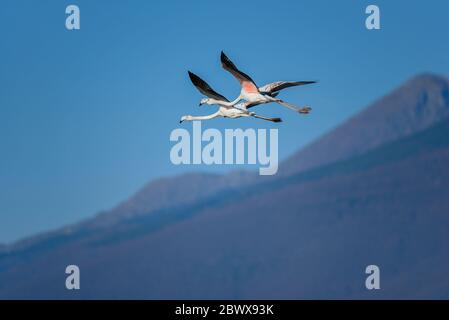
[259, 81, 317, 94]
[220, 51, 258, 88]
[188, 71, 229, 102]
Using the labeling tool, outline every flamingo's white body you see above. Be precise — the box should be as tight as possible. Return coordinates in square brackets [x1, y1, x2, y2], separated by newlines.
[182, 72, 281, 123]
[219, 51, 316, 113]
[180, 106, 280, 123]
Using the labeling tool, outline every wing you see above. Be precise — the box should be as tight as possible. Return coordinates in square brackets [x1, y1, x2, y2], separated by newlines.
[220, 51, 259, 92]
[188, 71, 229, 102]
[243, 101, 261, 109]
[259, 81, 317, 94]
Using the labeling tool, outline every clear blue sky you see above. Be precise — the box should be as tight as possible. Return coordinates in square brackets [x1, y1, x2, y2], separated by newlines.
[1, 0, 448, 243]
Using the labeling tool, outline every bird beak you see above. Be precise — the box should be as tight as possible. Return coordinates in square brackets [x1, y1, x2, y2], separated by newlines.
[179, 120, 183, 123]
[199, 102, 203, 106]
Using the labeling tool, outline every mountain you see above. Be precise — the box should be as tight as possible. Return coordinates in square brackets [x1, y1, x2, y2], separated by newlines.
[0, 74, 448, 299]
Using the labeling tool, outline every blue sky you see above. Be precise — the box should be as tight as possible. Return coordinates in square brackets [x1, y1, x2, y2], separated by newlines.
[1, 0, 448, 243]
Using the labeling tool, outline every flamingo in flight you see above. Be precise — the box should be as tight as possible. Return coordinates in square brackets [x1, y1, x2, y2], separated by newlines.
[219, 51, 316, 113]
[181, 71, 282, 123]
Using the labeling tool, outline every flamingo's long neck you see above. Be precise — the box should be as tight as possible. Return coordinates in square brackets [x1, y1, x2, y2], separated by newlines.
[189, 110, 221, 121]
[221, 94, 242, 107]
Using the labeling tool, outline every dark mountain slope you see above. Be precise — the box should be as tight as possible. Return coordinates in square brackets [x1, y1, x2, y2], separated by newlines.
[1, 116, 448, 299]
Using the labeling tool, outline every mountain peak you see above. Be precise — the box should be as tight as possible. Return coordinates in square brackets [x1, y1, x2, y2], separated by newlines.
[396, 73, 449, 109]
[406, 73, 449, 86]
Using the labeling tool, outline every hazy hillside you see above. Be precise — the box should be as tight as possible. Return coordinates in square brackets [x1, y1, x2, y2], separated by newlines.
[0, 74, 448, 299]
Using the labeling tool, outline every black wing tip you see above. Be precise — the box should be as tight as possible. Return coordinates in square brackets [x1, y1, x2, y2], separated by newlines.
[188, 71, 202, 84]
[273, 118, 282, 123]
[220, 51, 230, 63]
[188, 70, 198, 78]
[297, 80, 317, 85]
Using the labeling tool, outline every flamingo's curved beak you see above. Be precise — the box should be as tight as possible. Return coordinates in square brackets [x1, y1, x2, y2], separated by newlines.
[198, 102, 203, 106]
[179, 120, 183, 123]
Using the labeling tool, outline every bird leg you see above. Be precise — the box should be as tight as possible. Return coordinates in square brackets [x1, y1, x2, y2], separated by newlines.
[271, 97, 312, 114]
